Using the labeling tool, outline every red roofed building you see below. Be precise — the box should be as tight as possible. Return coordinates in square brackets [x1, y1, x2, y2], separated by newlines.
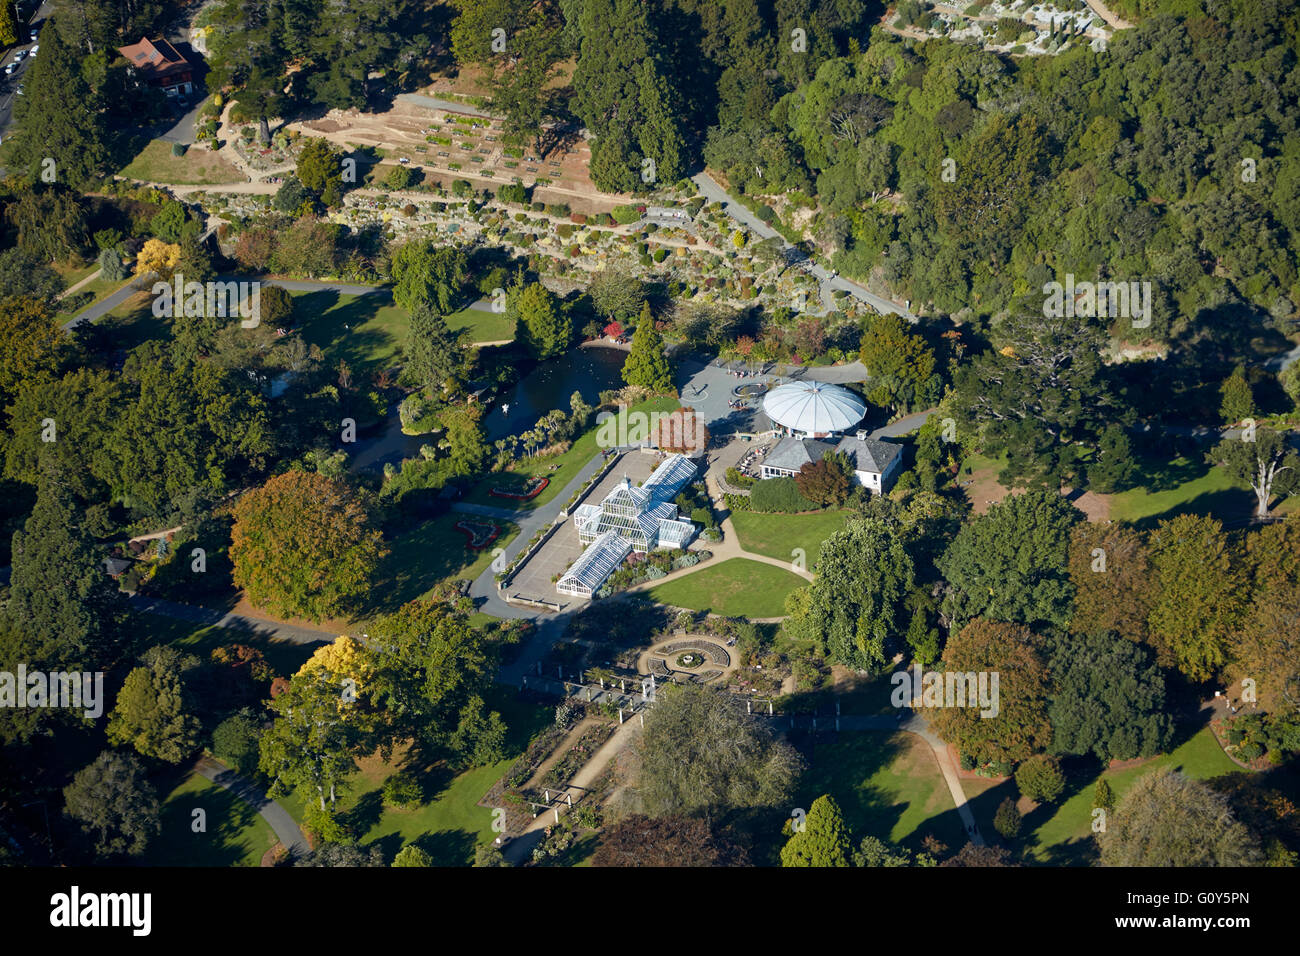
[117, 37, 194, 99]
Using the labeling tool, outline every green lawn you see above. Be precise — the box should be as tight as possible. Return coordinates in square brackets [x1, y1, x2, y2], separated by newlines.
[646, 557, 805, 618]
[143, 771, 277, 867]
[463, 395, 681, 512]
[1106, 458, 1251, 525]
[447, 304, 515, 343]
[55, 275, 129, 324]
[975, 726, 1241, 865]
[797, 731, 969, 853]
[359, 513, 519, 620]
[291, 289, 410, 373]
[119, 139, 246, 186]
[730, 508, 850, 565]
[281, 689, 551, 865]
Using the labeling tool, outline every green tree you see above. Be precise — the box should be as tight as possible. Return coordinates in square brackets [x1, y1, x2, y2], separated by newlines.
[1014, 754, 1066, 803]
[938, 490, 1079, 630]
[802, 517, 915, 673]
[781, 794, 852, 867]
[259, 667, 362, 813]
[392, 844, 433, 866]
[365, 599, 502, 762]
[634, 685, 801, 818]
[1046, 630, 1172, 762]
[1219, 368, 1256, 424]
[295, 137, 345, 205]
[212, 712, 262, 776]
[0, 3, 17, 46]
[1093, 779, 1114, 812]
[62, 751, 161, 858]
[7, 475, 123, 666]
[1208, 429, 1299, 519]
[858, 313, 935, 413]
[993, 797, 1022, 839]
[1099, 768, 1261, 867]
[107, 649, 201, 764]
[404, 305, 465, 391]
[9, 22, 109, 187]
[392, 241, 468, 313]
[1146, 514, 1244, 680]
[621, 304, 673, 392]
[510, 280, 571, 360]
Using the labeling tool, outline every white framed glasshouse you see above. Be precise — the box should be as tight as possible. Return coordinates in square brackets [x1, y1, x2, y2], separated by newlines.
[556, 531, 634, 597]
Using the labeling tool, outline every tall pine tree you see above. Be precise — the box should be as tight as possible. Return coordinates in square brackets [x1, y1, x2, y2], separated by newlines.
[7, 473, 123, 667]
[10, 19, 109, 188]
[621, 303, 674, 392]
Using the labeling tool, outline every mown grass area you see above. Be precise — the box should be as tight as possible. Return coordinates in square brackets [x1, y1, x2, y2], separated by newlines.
[119, 139, 246, 186]
[729, 508, 850, 565]
[646, 557, 805, 618]
[51, 260, 99, 290]
[1105, 458, 1251, 525]
[462, 395, 681, 511]
[54, 275, 128, 324]
[960, 726, 1240, 866]
[143, 771, 278, 867]
[359, 512, 519, 620]
[280, 688, 551, 865]
[795, 731, 969, 854]
[447, 303, 515, 343]
[290, 289, 409, 373]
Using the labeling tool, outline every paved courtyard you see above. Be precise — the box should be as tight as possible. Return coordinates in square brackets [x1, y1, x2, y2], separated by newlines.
[503, 449, 664, 607]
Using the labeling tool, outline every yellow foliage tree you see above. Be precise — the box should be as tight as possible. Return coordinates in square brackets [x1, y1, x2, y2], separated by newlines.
[135, 238, 181, 278]
[297, 636, 376, 719]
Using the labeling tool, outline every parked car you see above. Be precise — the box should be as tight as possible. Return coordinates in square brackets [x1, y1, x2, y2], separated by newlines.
[3, 63, 15, 76]
[13, 50, 25, 61]
[30, 44, 38, 57]
[30, 30, 38, 43]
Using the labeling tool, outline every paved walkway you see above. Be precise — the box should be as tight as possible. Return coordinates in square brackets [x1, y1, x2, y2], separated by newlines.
[692, 171, 915, 321]
[127, 593, 338, 645]
[192, 755, 311, 859]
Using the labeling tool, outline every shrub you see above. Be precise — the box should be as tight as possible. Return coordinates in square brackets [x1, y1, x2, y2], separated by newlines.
[1015, 754, 1066, 803]
[211, 713, 261, 775]
[750, 477, 818, 513]
[993, 797, 1022, 839]
[382, 771, 423, 809]
[611, 204, 642, 225]
[171, 142, 187, 157]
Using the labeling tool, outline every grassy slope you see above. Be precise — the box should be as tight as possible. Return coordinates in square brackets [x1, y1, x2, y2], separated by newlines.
[647, 557, 804, 618]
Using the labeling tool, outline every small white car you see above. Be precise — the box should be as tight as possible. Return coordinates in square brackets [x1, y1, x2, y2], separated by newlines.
[30, 30, 38, 43]
[30, 44, 38, 57]
[4, 63, 15, 76]
[13, 50, 25, 61]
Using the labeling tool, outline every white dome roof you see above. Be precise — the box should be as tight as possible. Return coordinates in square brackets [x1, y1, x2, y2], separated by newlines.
[762, 381, 866, 435]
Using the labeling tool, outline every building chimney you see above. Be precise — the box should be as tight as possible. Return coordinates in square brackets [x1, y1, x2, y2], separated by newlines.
[855, 429, 867, 441]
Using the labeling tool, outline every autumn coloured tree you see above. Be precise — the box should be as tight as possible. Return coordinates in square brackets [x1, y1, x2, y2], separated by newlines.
[591, 815, 749, 867]
[230, 471, 387, 621]
[1066, 522, 1154, 645]
[927, 619, 1053, 766]
[795, 452, 854, 507]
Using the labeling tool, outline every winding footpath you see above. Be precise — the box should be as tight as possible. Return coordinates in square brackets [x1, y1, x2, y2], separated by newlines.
[192, 755, 311, 860]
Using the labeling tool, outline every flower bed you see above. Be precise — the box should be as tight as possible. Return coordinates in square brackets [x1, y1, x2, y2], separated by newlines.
[454, 519, 501, 550]
[490, 476, 549, 500]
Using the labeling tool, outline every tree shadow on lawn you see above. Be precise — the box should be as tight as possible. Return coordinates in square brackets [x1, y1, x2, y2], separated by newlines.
[1130, 486, 1255, 530]
[343, 789, 386, 838]
[358, 518, 484, 618]
[293, 289, 402, 373]
[147, 777, 268, 867]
